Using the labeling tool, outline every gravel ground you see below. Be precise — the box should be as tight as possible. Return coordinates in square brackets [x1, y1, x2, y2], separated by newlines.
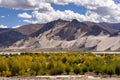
[0, 75, 120, 80]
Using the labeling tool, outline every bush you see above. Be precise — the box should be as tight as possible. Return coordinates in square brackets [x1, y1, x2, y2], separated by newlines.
[81, 65, 88, 74]
[74, 65, 81, 74]
[9, 59, 24, 76]
[62, 57, 67, 63]
[56, 62, 65, 75]
[30, 61, 42, 75]
[0, 52, 120, 76]
[115, 64, 120, 75]
[0, 60, 9, 76]
[65, 65, 72, 74]
[103, 65, 114, 77]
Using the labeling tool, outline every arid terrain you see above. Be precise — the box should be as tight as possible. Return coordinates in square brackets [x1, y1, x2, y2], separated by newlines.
[0, 19, 120, 51]
[0, 75, 120, 80]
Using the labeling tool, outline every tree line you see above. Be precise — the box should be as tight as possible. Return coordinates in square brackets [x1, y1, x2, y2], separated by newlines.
[0, 52, 120, 77]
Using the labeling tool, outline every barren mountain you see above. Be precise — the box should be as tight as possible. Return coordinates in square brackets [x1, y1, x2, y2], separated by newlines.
[0, 29, 25, 48]
[14, 24, 44, 35]
[0, 24, 44, 48]
[99, 22, 120, 31]
[8, 19, 120, 51]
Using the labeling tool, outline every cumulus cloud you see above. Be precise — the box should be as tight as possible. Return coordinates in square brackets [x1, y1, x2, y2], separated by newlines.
[0, 25, 8, 28]
[32, 0, 120, 23]
[38, 3, 54, 12]
[0, 0, 120, 23]
[89, 6, 120, 23]
[33, 10, 85, 23]
[18, 12, 32, 19]
[23, 19, 38, 24]
[0, 0, 40, 10]
[0, 0, 54, 11]
[12, 25, 21, 28]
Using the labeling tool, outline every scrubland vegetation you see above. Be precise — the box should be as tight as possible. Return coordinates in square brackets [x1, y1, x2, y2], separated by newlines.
[0, 52, 120, 77]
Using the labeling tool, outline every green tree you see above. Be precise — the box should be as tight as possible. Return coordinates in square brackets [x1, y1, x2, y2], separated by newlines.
[62, 57, 67, 63]
[73, 64, 81, 74]
[30, 61, 42, 75]
[115, 64, 120, 75]
[56, 62, 65, 75]
[81, 64, 88, 75]
[103, 65, 114, 77]
[0, 60, 10, 76]
[9, 59, 24, 76]
[65, 65, 72, 75]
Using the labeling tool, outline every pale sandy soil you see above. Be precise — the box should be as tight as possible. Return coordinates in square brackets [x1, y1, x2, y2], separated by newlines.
[0, 75, 120, 80]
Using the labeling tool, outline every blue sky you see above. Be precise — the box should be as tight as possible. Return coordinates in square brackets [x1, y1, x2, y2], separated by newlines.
[0, 3, 86, 28]
[0, 0, 120, 28]
[51, 3, 86, 14]
[0, 8, 33, 27]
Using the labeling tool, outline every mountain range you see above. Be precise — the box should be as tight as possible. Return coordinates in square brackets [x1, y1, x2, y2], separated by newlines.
[1, 19, 120, 51]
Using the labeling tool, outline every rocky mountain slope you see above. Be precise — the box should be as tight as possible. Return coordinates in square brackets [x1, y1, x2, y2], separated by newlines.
[14, 24, 44, 35]
[7, 19, 120, 51]
[0, 29, 25, 48]
[0, 24, 44, 48]
[99, 22, 120, 31]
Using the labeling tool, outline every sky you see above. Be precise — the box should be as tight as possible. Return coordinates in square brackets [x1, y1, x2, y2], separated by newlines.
[0, 0, 120, 28]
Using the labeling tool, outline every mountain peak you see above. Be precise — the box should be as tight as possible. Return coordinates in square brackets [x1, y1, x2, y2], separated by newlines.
[71, 19, 79, 23]
[56, 19, 64, 22]
[0, 19, 120, 51]
[53, 19, 67, 23]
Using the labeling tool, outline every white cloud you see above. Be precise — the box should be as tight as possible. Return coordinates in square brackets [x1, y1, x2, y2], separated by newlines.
[85, 11, 100, 23]
[88, 6, 120, 23]
[33, 10, 86, 23]
[33, 0, 120, 23]
[0, 0, 40, 10]
[38, 3, 54, 12]
[12, 25, 21, 28]
[43, 0, 70, 5]
[0, 0, 54, 11]
[23, 19, 38, 24]
[18, 12, 32, 19]
[1, 16, 5, 18]
[0, 0, 120, 23]
[0, 25, 8, 28]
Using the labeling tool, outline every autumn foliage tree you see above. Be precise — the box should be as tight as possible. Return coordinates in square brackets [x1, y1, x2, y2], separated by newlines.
[0, 52, 120, 76]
